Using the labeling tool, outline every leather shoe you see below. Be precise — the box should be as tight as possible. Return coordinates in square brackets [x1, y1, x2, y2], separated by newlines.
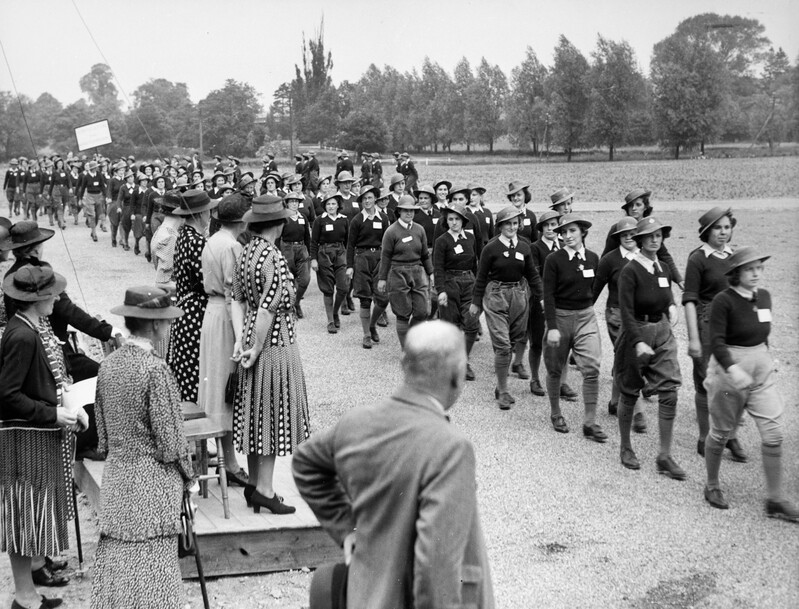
[656, 455, 686, 481]
[765, 498, 799, 522]
[465, 363, 475, 381]
[362, 336, 372, 349]
[327, 322, 337, 334]
[493, 387, 515, 403]
[497, 391, 514, 410]
[45, 557, 68, 572]
[704, 486, 729, 510]
[31, 565, 69, 587]
[12, 596, 63, 609]
[251, 489, 296, 515]
[559, 383, 578, 402]
[511, 363, 530, 379]
[551, 415, 569, 433]
[529, 379, 545, 396]
[582, 424, 608, 443]
[726, 438, 748, 463]
[340, 304, 351, 315]
[370, 327, 380, 342]
[620, 447, 640, 470]
[633, 412, 647, 433]
[224, 468, 248, 487]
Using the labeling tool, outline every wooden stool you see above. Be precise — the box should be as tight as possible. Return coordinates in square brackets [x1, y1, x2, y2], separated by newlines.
[184, 415, 230, 519]
[181, 401, 206, 421]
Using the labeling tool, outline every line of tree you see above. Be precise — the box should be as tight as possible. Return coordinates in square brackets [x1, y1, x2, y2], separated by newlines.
[0, 13, 796, 162]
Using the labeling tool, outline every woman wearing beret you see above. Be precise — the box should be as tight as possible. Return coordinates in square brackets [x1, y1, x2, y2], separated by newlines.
[683, 207, 747, 462]
[702, 248, 797, 520]
[470, 206, 543, 409]
[91, 286, 194, 608]
[1, 265, 84, 609]
[346, 186, 390, 349]
[542, 213, 605, 440]
[614, 217, 684, 476]
[167, 190, 218, 403]
[231, 195, 311, 515]
[311, 193, 350, 334]
[279, 191, 312, 319]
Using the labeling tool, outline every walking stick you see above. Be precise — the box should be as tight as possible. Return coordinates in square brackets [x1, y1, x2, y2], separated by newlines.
[72, 479, 84, 570]
[182, 492, 210, 609]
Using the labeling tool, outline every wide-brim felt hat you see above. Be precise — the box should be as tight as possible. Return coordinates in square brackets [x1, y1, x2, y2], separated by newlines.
[725, 246, 770, 275]
[283, 191, 304, 203]
[446, 185, 470, 201]
[466, 181, 486, 195]
[413, 184, 436, 200]
[395, 195, 418, 211]
[321, 193, 343, 210]
[495, 206, 524, 226]
[433, 179, 452, 193]
[0, 220, 55, 251]
[0, 217, 11, 231]
[698, 206, 734, 236]
[309, 562, 348, 609]
[285, 174, 303, 187]
[634, 216, 671, 239]
[623, 188, 652, 209]
[242, 194, 290, 223]
[86, 160, 99, 170]
[335, 171, 355, 184]
[535, 210, 561, 231]
[110, 285, 183, 319]
[550, 188, 574, 208]
[442, 203, 470, 225]
[264, 172, 283, 185]
[555, 212, 593, 233]
[173, 189, 219, 216]
[612, 216, 639, 236]
[357, 185, 379, 202]
[212, 171, 227, 182]
[212, 193, 250, 223]
[3, 265, 66, 302]
[238, 174, 256, 189]
[505, 181, 531, 204]
[389, 173, 405, 188]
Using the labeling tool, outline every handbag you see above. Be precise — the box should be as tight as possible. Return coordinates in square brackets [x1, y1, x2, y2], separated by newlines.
[224, 370, 238, 404]
[178, 492, 196, 558]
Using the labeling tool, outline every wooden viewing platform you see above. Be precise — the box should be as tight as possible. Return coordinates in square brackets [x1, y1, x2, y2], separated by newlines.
[74, 456, 340, 578]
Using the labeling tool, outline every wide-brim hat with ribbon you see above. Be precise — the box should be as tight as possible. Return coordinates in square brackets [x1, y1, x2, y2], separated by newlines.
[442, 203, 470, 225]
[86, 160, 99, 170]
[725, 246, 770, 275]
[110, 285, 183, 319]
[309, 562, 348, 609]
[466, 181, 486, 195]
[162, 190, 184, 214]
[495, 206, 524, 226]
[505, 181, 531, 204]
[173, 189, 219, 216]
[395, 194, 418, 211]
[0, 220, 55, 251]
[242, 194, 290, 223]
[212, 193, 250, 223]
[549, 188, 574, 208]
[634, 216, 672, 240]
[357, 185, 379, 202]
[318, 174, 333, 186]
[555, 212, 593, 233]
[123, 169, 135, 180]
[535, 210, 561, 231]
[622, 188, 652, 211]
[446, 185, 471, 201]
[612, 216, 639, 236]
[698, 206, 735, 237]
[3, 265, 66, 302]
[413, 184, 436, 200]
[321, 193, 343, 210]
[389, 173, 405, 188]
[264, 171, 283, 186]
[335, 170, 355, 184]
[433, 179, 452, 193]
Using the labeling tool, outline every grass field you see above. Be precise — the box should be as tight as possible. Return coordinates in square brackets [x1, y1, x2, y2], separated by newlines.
[2, 156, 798, 608]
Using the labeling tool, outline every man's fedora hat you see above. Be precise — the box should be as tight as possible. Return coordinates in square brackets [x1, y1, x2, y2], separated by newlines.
[242, 194, 290, 223]
[309, 562, 348, 609]
[110, 285, 184, 319]
[0, 220, 55, 251]
[173, 189, 219, 216]
[725, 246, 770, 275]
[3, 265, 66, 302]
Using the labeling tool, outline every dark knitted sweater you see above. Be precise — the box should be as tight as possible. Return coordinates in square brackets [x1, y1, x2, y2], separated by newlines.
[709, 288, 771, 370]
[543, 247, 599, 327]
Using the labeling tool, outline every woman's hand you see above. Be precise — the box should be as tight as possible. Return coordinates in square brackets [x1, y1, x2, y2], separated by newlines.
[547, 329, 561, 347]
[76, 407, 90, 432]
[635, 342, 655, 360]
[668, 305, 679, 327]
[377, 279, 386, 294]
[311, 260, 319, 272]
[345, 267, 354, 279]
[688, 338, 702, 359]
[239, 347, 261, 369]
[55, 407, 78, 430]
[231, 340, 243, 362]
[437, 292, 448, 307]
[726, 364, 753, 391]
[468, 303, 481, 317]
[343, 531, 356, 566]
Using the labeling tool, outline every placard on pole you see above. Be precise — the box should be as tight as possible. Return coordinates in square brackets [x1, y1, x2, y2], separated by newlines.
[74, 119, 113, 151]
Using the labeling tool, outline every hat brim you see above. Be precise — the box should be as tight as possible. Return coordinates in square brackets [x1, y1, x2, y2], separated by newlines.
[636, 225, 672, 240]
[621, 190, 652, 210]
[442, 208, 469, 225]
[698, 209, 731, 236]
[242, 208, 290, 223]
[0, 228, 55, 252]
[554, 220, 593, 233]
[109, 304, 184, 319]
[550, 192, 574, 208]
[506, 186, 532, 204]
[726, 254, 771, 275]
[3, 272, 66, 302]
[173, 199, 220, 216]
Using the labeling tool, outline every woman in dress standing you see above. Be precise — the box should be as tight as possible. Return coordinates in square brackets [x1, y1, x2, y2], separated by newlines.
[91, 285, 194, 608]
[167, 189, 218, 402]
[231, 195, 311, 514]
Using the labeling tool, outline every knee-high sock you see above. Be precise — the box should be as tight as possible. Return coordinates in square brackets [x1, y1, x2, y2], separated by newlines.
[762, 443, 783, 501]
[333, 291, 346, 316]
[618, 395, 636, 450]
[695, 391, 709, 441]
[704, 433, 726, 490]
[396, 317, 410, 348]
[323, 295, 334, 323]
[546, 370, 562, 416]
[369, 303, 386, 329]
[359, 308, 371, 337]
[495, 352, 511, 393]
[658, 391, 678, 456]
[582, 376, 599, 425]
[512, 341, 526, 366]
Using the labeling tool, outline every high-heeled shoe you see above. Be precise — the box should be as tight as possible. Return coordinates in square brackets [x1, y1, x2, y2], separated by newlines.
[223, 468, 248, 487]
[244, 484, 283, 508]
[250, 489, 295, 514]
[12, 595, 62, 609]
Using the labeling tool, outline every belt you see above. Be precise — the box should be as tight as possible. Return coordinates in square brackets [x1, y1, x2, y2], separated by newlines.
[319, 241, 344, 247]
[446, 269, 473, 276]
[492, 280, 522, 288]
[356, 247, 380, 252]
[635, 312, 664, 322]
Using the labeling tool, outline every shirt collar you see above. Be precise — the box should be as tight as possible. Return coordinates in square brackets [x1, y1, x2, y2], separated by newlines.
[398, 218, 413, 230]
[541, 236, 558, 250]
[360, 208, 377, 221]
[635, 252, 660, 273]
[564, 245, 585, 260]
[498, 234, 514, 248]
[448, 229, 465, 240]
[731, 285, 756, 301]
[619, 245, 639, 260]
[700, 243, 733, 258]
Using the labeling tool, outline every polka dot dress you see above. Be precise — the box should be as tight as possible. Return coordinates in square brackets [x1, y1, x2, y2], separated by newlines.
[167, 224, 208, 402]
[232, 236, 311, 456]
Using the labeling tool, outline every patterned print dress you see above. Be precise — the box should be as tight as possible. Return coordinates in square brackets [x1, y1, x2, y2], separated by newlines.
[232, 236, 311, 455]
[167, 223, 208, 402]
[90, 339, 194, 609]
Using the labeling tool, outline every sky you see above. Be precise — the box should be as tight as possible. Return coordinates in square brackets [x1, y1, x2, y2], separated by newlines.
[1, 0, 797, 110]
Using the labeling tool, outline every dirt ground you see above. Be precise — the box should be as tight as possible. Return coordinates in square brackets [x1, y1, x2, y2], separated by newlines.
[1, 181, 798, 607]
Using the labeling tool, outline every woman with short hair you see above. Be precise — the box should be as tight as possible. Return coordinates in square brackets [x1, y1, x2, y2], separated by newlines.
[310, 193, 350, 333]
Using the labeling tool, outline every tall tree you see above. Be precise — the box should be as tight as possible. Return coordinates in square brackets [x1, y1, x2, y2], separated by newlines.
[79, 63, 121, 115]
[29, 93, 63, 150]
[748, 47, 793, 151]
[586, 36, 647, 160]
[266, 82, 294, 140]
[465, 58, 508, 152]
[198, 79, 262, 156]
[337, 108, 390, 154]
[52, 100, 92, 153]
[292, 18, 337, 142]
[452, 58, 474, 151]
[127, 78, 196, 149]
[0, 91, 32, 159]
[415, 58, 454, 151]
[549, 36, 590, 161]
[507, 46, 549, 154]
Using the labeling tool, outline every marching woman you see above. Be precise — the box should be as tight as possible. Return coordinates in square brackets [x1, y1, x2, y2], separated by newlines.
[470, 206, 542, 409]
[614, 217, 684, 477]
[285, 174, 316, 223]
[542, 213, 605, 440]
[505, 181, 538, 244]
[683, 207, 747, 462]
[131, 173, 150, 255]
[378, 195, 433, 348]
[49, 159, 71, 230]
[468, 182, 493, 247]
[346, 185, 390, 349]
[279, 191, 312, 319]
[310, 193, 349, 334]
[433, 179, 451, 211]
[312, 174, 333, 217]
[702, 248, 798, 520]
[117, 170, 136, 251]
[386, 173, 406, 217]
[67, 161, 81, 224]
[434, 202, 481, 379]
[167, 189, 218, 403]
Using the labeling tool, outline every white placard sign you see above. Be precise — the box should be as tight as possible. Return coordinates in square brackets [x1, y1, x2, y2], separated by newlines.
[74, 119, 112, 151]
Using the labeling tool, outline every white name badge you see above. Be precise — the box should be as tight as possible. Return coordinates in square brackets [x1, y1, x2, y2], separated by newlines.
[432, 218, 439, 224]
[402, 235, 413, 243]
[373, 221, 382, 229]
[757, 309, 772, 322]
[454, 244, 464, 254]
[658, 277, 669, 288]
[325, 224, 333, 231]
[352, 202, 359, 209]
[465, 228, 474, 234]
[485, 217, 490, 224]
[523, 218, 531, 226]
[298, 217, 305, 224]
[515, 252, 524, 261]
[582, 269, 595, 278]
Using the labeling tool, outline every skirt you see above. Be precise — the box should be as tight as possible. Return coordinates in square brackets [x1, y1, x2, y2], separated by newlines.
[197, 298, 236, 430]
[90, 534, 185, 609]
[167, 292, 207, 403]
[0, 426, 73, 557]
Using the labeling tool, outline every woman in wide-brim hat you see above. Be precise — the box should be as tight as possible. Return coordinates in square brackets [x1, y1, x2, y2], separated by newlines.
[682, 206, 747, 463]
[613, 217, 685, 477]
[505, 181, 538, 244]
[469, 206, 543, 409]
[1, 264, 81, 609]
[285, 173, 316, 223]
[231, 194, 309, 515]
[279, 191, 312, 319]
[165, 190, 218, 403]
[0, 219, 55, 252]
[310, 193, 350, 333]
[467, 182, 493, 246]
[150, 190, 186, 292]
[433, 179, 452, 209]
[91, 285, 193, 608]
[701, 247, 798, 521]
